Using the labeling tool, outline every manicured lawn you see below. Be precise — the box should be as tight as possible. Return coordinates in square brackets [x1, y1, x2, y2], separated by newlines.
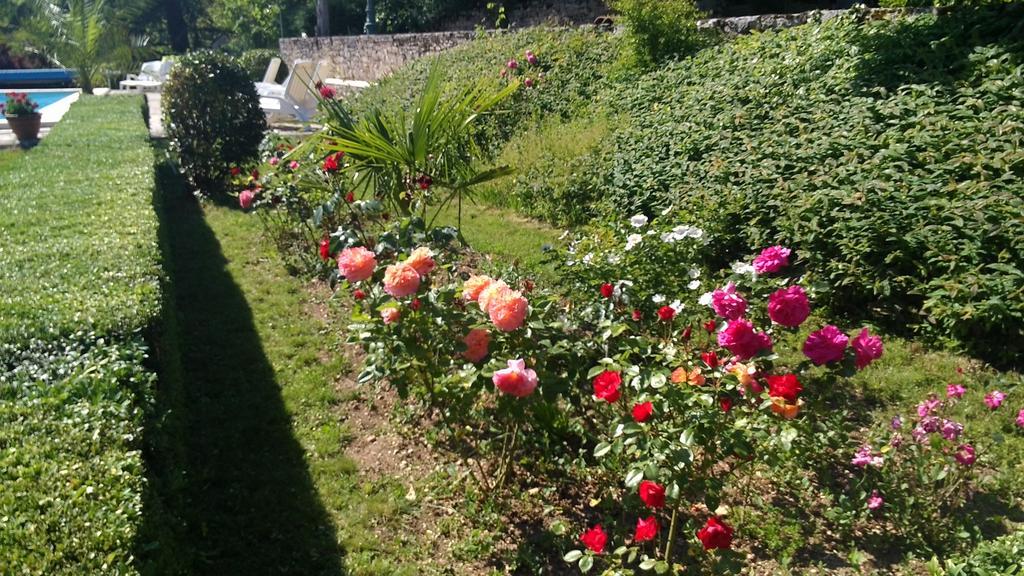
[143, 145, 446, 574]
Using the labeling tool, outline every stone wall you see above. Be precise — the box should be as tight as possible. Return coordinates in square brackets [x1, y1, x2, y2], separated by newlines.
[279, 31, 479, 82]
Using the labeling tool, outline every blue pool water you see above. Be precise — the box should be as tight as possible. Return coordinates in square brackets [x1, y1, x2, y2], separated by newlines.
[0, 90, 77, 119]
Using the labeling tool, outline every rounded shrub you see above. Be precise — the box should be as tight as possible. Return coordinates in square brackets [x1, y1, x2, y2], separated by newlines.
[163, 50, 266, 195]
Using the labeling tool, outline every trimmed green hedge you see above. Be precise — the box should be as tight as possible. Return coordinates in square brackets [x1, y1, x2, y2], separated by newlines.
[0, 96, 160, 575]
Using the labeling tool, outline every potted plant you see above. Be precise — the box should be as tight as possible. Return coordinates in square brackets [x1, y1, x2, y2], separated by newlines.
[2, 92, 42, 145]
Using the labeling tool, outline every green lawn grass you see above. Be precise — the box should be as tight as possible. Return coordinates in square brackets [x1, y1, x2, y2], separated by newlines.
[143, 144, 445, 575]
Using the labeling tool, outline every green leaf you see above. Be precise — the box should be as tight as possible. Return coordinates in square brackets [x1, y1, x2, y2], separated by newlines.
[578, 554, 594, 573]
[563, 550, 583, 562]
[625, 468, 644, 488]
[593, 442, 612, 457]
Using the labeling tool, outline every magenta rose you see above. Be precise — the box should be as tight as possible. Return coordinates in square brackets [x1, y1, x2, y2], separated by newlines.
[767, 285, 810, 327]
[711, 283, 747, 320]
[851, 327, 883, 369]
[753, 245, 792, 274]
[717, 319, 772, 361]
[803, 325, 849, 365]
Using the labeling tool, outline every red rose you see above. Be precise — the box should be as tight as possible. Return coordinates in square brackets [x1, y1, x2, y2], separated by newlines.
[657, 306, 675, 322]
[230, 166, 241, 176]
[417, 174, 433, 190]
[251, 169, 260, 180]
[600, 283, 614, 299]
[632, 401, 653, 423]
[592, 370, 621, 403]
[319, 237, 332, 261]
[701, 351, 719, 369]
[632, 309, 642, 322]
[703, 320, 717, 333]
[696, 517, 733, 551]
[719, 397, 733, 412]
[681, 325, 693, 341]
[345, 191, 355, 203]
[634, 516, 658, 543]
[353, 289, 366, 301]
[580, 524, 607, 554]
[767, 374, 802, 402]
[410, 298, 421, 311]
[322, 154, 339, 172]
[638, 480, 665, 508]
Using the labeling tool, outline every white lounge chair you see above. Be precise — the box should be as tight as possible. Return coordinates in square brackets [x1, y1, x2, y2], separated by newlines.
[257, 60, 324, 123]
[120, 60, 172, 92]
[261, 57, 282, 84]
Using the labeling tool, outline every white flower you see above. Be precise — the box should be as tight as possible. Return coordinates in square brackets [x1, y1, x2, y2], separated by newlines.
[652, 294, 666, 304]
[687, 280, 701, 290]
[625, 234, 643, 251]
[630, 214, 649, 228]
[731, 261, 755, 275]
[672, 225, 704, 239]
[582, 252, 594, 265]
[607, 253, 622, 265]
[670, 299, 684, 313]
[688, 268, 701, 279]
[698, 291, 714, 307]
[660, 232, 677, 244]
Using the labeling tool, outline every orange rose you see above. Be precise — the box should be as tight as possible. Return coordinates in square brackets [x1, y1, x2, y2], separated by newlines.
[488, 290, 528, 332]
[405, 246, 436, 277]
[463, 274, 494, 302]
[383, 262, 421, 298]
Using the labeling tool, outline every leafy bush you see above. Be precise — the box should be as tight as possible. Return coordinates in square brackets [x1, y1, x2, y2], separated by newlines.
[0, 97, 161, 575]
[237, 48, 286, 82]
[164, 50, 266, 194]
[609, 0, 713, 66]
[942, 529, 1024, 575]
[593, 7, 1024, 366]
[349, 27, 631, 153]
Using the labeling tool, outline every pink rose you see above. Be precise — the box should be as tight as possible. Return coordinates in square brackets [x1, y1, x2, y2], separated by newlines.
[405, 246, 435, 277]
[463, 275, 494, 302]
[767, 285, 810, 327]
[803, 325, 849, 365]
[984, 390, 1006, 410]
[269, 157, 280, 166]
[381, 307, 400, 324]
[383, 262, 421, 298]
[288, 160, 299, 170]
[492, 358, 538, 397]
[337, 246, 377, 283]
[488, 290, 528, 332]
[1016, 408, 1024, 428]
[239, 189, 256, 210]
[478, 280, 512, 313]
[954, 443, 976, 466]
[525, 50, 538, 65]
[711, 283, 747, 320]
[717, 319, 772, 361]
[462, 328, 490, 363]
[753, 245, 792, 274]
[867, 490, 884, 511]
[946, 384, 966, 399]
[506, 58, 518, 69]
[851, 328, 883, 369]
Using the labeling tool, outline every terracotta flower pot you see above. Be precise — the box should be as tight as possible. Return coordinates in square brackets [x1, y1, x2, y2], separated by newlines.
[7, 113, 42, 144]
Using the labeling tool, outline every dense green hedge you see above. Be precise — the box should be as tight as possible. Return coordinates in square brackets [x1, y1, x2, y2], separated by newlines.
[0, 96, 160, 574]
[362, 7, 1024, 365]
[601, 6, 1024, 365]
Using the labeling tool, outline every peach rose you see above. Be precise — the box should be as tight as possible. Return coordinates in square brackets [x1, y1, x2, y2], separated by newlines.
[770, 397, 802, 420]
[462, 328, 490, 363]
[488, 290, 528, 332]
[406, 246, 436, 276]
[383, 262, 421, 298]
[463, 275, 495, 302]
[478, 280, 512, 313]
[337, 246, 377, 283]
[381, 307, 401, 324]
[492, 358, 538, 397]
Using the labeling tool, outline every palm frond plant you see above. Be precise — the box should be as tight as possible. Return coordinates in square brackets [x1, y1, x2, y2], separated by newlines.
[34, 0, 110, 93]
[293, 61, 519, 234]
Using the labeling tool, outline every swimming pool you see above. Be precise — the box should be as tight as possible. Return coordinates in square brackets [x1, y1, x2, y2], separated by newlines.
[0, 90, 78, 119]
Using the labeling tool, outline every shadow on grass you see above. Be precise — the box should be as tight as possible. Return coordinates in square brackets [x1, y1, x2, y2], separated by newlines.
[136, 145, 345, 575]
